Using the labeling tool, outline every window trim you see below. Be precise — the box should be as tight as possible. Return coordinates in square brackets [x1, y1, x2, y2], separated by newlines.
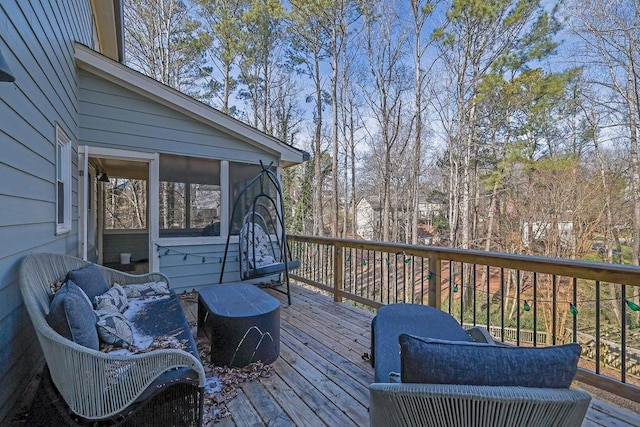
[56, 124, 72, 235]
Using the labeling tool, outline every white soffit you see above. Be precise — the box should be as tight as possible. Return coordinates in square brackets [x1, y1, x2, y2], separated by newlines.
[74, 43, 306, 166]
[90, 0, 121, 62]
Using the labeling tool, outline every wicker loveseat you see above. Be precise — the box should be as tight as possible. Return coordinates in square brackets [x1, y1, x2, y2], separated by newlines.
[369, 304, 591, 427]
[19, 253, 206, 426]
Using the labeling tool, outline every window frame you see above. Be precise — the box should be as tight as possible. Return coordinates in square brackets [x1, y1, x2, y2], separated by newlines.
[56, 124, 72, 235]
[158, 154, 222, 238]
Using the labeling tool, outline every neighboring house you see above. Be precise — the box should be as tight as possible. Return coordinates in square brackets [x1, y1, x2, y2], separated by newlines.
[418, 202, 443, 224]
[356, 197, 443, 242]
[522, 221, 574, 247]
[0, 0, 306, 422]
[356, 197, 386, 240]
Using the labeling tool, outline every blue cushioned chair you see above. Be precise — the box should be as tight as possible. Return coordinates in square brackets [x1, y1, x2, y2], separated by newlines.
[369, 304, 591, 427]
[371, 304, 494, 382]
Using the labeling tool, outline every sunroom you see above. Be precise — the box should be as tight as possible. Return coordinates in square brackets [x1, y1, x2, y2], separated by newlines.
[74, 44, 307, 293]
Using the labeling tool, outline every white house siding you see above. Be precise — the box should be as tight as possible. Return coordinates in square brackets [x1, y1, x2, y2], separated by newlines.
[356, 199, 376, 240]
[0, 0, 96, 422]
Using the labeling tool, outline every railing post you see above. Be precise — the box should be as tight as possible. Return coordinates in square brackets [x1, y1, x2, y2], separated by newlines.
[334, 244, 343, 302]
[428, 255, 441, 308]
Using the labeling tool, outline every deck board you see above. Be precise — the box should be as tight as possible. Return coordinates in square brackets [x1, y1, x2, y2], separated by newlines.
[186, 283, 640, 426]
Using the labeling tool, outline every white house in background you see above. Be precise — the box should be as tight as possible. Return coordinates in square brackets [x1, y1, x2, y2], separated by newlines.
[356, 197, 379, 240]
[0, 0, 306, 422]
[356, 197, 444, 241]
[522, 221, 574, 246]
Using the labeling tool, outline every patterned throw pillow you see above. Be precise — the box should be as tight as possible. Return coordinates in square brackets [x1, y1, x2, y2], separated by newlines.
[46, 281, 99, 350]
[122, 281, 170, 298]
[96, 308, 134, 347]
[94, 283, 128, 312]
[240, 222, 278, 273]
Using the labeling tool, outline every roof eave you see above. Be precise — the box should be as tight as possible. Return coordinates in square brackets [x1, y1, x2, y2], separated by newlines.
[74, 44, 306, 166]
[91, 0, 123, 62]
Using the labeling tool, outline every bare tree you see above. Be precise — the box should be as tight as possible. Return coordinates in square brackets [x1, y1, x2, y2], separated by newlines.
[361, 2, 412, 242]
[124, 0, 208, 91]
[565, 0, 640, 269]
[289, 0, 332, 235]
[408, 0, 439, 244]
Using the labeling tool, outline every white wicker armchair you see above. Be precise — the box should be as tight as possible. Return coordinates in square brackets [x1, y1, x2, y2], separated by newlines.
[369, 383, 591, 427]
[19, 253, 206, 423]
[369, 304, 592, 427]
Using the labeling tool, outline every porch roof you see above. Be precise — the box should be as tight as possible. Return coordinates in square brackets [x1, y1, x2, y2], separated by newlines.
[74, 43, 308, 167]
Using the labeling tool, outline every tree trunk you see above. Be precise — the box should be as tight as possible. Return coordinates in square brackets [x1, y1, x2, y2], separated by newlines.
[331, 24, 340, 237]
[591, 108, 622, 325]
[411, 0, 423, 245]
[314, 49, 324, 236]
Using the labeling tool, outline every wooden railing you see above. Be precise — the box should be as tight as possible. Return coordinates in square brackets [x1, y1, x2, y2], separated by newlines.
[287, 234, 640, 402]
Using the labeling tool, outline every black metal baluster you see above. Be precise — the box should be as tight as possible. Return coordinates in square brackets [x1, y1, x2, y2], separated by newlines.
[421, 257, 425, 305]
[533, 273, 538, 347]
[501, 268, 505, 342]
[572, 277, 577, 344]
[621, 283, 626, 383]
[595, 280, 601, 375]
[460, 262, 464, 326]
[448, 260, 453, 314]
[314, 244, 319, 284]
[552, 275, 557, 345]
[516, 270, 521, 346]
[473, 264, 477, 325]
[486, 265, 490, 332]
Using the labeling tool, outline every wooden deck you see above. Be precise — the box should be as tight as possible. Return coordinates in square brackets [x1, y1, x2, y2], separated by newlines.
[182, 283, 640, 427]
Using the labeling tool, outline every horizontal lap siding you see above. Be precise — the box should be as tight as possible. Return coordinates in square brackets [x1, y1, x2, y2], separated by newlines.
[0, 0, 94, 423]
[78, 71, 280, 292]
[103, 233, 149, 264]
[77, 71, 279, 165]
[157, 243, 241, 291]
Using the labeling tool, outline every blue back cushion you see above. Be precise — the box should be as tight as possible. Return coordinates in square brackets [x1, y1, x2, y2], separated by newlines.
[67, 263, 109, 301]
[372, 304, 473, 383]
[46, 281, 99, 350]
[399, 334, 581, 388]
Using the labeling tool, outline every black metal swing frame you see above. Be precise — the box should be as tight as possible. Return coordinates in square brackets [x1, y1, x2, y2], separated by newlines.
[219, 161, 299, 304]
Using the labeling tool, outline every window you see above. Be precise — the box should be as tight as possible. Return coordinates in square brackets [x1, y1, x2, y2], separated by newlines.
[159, 154, 221, 237]
[104, 178, 148, 230]
[56, 125, 71, 234]
[229, 162, 277, 235]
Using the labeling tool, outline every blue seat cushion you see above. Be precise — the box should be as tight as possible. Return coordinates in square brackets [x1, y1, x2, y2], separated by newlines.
[371, 304, 472, 382]
[46, 281, 99, 350]
[67, 263, 109, 301]
[128, 291, 202, 402]
[400, 334, 581, 388]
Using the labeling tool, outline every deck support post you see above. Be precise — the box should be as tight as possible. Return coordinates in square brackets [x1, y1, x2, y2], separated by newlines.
[334, 245, 343, 302]
[428, 254, 441, 308]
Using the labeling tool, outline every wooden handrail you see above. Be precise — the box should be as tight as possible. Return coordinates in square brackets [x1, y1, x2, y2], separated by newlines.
[287, 234, 640, 403]
[288, 234, 640, 286]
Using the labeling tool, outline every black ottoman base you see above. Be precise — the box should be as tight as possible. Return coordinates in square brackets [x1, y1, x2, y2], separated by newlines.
[198, 283, 280, 367]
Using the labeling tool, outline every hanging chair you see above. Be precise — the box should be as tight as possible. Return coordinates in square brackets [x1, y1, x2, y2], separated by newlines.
[219, 162, 299, 304]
